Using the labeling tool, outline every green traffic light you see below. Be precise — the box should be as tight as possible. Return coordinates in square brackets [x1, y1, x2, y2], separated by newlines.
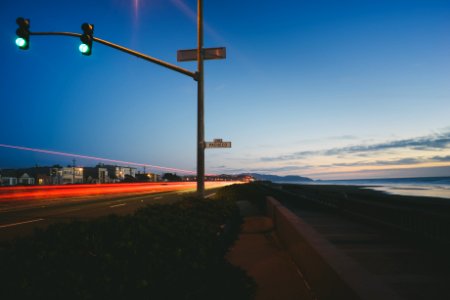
[79, 43, 90, 54]
[15, 37, 27, 48]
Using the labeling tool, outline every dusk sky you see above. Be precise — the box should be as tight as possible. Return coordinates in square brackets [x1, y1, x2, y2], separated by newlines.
[1, 0, 450, 180]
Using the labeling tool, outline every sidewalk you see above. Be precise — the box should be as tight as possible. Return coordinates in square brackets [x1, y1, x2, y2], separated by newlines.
[290, 206, 450, 300]
[226, 201, 314, 300]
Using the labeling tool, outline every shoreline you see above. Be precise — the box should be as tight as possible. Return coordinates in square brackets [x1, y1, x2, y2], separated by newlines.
[274, 182, 450, 210]
[275, 180, 450, 200]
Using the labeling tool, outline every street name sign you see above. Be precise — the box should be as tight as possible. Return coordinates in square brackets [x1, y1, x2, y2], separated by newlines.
[205, 138, 231, 149]
[177, 47, 226, 62]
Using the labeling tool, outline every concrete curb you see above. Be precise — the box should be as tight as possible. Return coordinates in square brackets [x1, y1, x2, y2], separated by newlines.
[267, 196, 402, 300]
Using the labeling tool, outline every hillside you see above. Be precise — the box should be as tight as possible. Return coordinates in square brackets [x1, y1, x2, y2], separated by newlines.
[243, 173, 313, 183]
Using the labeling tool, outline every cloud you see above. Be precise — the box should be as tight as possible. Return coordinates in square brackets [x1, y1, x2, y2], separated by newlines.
[327, 158, 421, 168]
[319, 155, 450, 168]
[329, 135, 358, 140]
[261, 150, 316, 162]
[431, 155, 450, 162]
[324, 132, 450, 155]
[262, 131, 450, 162]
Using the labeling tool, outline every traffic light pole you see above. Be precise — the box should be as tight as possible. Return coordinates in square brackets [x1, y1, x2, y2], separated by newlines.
[197, 0, 205, 198]
[20, 0, 207, 197]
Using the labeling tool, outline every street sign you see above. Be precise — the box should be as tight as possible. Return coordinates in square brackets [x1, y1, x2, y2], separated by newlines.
[177, 47, 226, 62]
[205, 138, 231, 148]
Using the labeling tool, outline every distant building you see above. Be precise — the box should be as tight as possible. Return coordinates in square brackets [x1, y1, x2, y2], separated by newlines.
[29, 167, 53, 185]
[149, 173, 161, 182]
[51, 167, 83, 184]
[103, 165, 136, 182]
[84, 166, 109, 184]
[135, 172, 160, 182]
[0, 169, 35, 186]
[1, 176, 18, 186]
[18, 173, 35, 185]
[0, 164, 150, 186]
[0, 167, 59, 186]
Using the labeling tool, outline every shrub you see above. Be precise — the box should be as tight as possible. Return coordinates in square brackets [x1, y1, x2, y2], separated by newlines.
[216, 183, 268, 213]
[0, 196, 255, 300]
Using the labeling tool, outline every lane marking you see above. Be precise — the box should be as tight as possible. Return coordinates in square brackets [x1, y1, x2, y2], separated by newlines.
[154, 196, 163, 200]
[60, 208, 82, 214]
[0, 218, 45, 229]
[110, 203, 126, 208]
[205, 193, 216, 199]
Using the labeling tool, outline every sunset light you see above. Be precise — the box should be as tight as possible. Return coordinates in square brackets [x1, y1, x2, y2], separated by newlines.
[4, 1, 448, 181]
[2, 1, 450, 298]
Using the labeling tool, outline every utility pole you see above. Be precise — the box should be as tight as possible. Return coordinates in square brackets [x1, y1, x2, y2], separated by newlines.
[72, 159, 76, 184]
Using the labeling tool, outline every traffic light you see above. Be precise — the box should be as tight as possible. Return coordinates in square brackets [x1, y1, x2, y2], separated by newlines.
[16, 17, 30, 50]
[79, 23, 94, 56]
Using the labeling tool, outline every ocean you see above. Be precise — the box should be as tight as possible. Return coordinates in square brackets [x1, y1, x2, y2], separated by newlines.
[287, 177, 450, 199]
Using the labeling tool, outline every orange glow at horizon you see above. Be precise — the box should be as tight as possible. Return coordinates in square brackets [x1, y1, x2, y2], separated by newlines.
[304, 161, 450, 176]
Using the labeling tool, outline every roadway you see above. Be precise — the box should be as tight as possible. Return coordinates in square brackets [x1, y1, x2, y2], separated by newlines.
[0, 182, 235, 242]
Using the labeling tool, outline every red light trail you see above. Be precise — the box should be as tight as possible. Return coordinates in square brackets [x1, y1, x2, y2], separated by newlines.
[0, 143, 197, 174]
[0, 182, 237, 202]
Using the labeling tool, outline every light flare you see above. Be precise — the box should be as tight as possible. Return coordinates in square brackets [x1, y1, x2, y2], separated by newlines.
[133, 0, 140, 22]
[169, 0, 226, 44]
[0, 143, 197, 174]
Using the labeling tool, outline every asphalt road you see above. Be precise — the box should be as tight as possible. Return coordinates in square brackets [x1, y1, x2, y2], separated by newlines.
[0, 184, 223, 242]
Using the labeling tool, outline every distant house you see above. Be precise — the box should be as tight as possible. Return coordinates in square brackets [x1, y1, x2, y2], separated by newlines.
[135, 172, 160, 182]
[84, 166, 109, 184]
[51, 167, 83, 184]
[0, 169, 18, 186]
[0, 167, 57, 186]
[1, 176, 18, 186]
[35, 173, 52, 185]
[31, 167, 53, 185]
[0, 165, 152, 186]
[103, 165, 137, 182]
[18, 173, 35, 185]
[149, 173, 161, 182]
[0, 169, 35, 186]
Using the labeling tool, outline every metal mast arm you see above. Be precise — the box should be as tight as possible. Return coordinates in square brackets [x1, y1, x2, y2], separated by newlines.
[30, 31, 197, 79]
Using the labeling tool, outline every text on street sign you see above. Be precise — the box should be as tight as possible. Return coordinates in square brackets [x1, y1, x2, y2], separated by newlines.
[177, 47, 226, 62]
[205, 138, 231, 148]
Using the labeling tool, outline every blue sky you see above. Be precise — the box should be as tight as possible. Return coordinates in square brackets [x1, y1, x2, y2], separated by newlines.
[1, 0, 450, 179]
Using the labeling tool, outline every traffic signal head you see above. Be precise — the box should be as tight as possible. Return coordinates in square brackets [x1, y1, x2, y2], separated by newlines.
[16, 17, 30, 50]
[80, 23, 94, 56]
